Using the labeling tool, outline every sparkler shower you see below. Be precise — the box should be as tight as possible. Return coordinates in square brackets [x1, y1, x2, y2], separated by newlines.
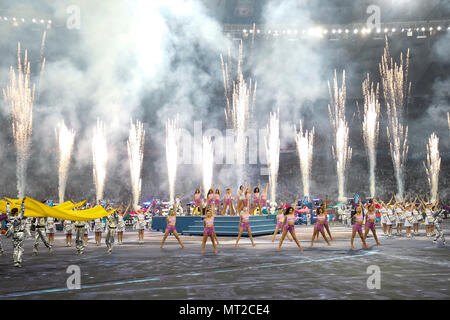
[362, 74, 380, 198]
[328, 70, 352, 202]
[202, 136, 214, 198]
[221, 41, 256, 183]
[380, 39, 411, 200]
[92, 119, 108, 202]
[2, 43, 35, 198]
[294, 120, 314, 198]
[55, 121, 76, 204]
[423, 133, 441, 202]
[127, 120, 145, 210]
[166, 116, 180, 204]
[264, 109, 280, 205]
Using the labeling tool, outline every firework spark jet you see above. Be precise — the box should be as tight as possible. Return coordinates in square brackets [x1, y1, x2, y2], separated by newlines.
[55, 121, 76, 204]
[328, 70, 352, 202]
[221, 41, 256, 182]
[166, 116, 180, 204]
[92, 119, 108, 202]
[362, 74, 380, 198]
[380, 38, 411, 200]
[202, 136, 214, 198]
[264, 109, 280, 205]
[3, 43, 35, 198]
[294, 121, 314, 198]
[423, 133, 441, 202]
[128, 120, 145, 210]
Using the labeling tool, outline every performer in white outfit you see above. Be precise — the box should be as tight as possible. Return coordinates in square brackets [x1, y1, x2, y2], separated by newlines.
[94, 218, 104, 246]
[412, 203, 422, 236]
[46, 217, 56, 245]
[134, 207, 146, 244]
[63, 220, 74, 246]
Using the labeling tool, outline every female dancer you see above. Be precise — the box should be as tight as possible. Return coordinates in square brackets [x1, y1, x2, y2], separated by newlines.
[201, 208, 218, 254]
[412, 197, 422, 235]
[94, 217, 104, 246]
[206, 188, 214, 211]
[236, 185, 245, 213]
[117, 203, 129, 245]
[234, 206, 256, 247]
[386, 200, 397, 237]
[221, 186, 234, 216]
[395, 199, 406, 236]
[350, 201, 369, 250]
[160, 202, 185, 249]
[272, 206, 293, 242]
[63, 220, 74, 247]
[363, 203, 381, 245]
[378, 195, 394, 235]
[311, 196, 331, 247]
[244, 186, 252, 213]
[193, 187, 202, 214]
[260, 184, 268, 210]
[135, 207, 146, 244]
[278, 198, 303, 252]
[420, 197, 435, 237]
[404, 199, 416, 238]
[322, 202, 333, 241]
[214, 188, 221, 213]
[45, 217, 56, 245]
[253, 185, 260, 213]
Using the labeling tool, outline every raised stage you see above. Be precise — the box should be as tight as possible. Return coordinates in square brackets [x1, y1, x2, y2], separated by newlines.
[151, 215, 278, 236]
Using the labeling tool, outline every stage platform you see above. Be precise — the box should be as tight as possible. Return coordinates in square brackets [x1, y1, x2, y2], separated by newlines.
[151, 215, 278, 236]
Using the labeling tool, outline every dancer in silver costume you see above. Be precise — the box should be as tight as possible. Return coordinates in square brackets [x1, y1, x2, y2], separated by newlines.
[74, 219, 86, 255]
[24, 217, 33, 239]
[33, 217, 52, 255]
[45, 217, 56, 245]
[5, 199, 27, 267]
[433, 208, 446, 245]
[105, 209, 118, 254]
[84, 220, 90, 246]
[94, 218, 104, 246]
[63, 220, 74, 246]
[134, 208, 146, 244]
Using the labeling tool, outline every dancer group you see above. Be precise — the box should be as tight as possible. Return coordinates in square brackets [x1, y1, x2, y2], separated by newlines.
[0, 189, 447, 267]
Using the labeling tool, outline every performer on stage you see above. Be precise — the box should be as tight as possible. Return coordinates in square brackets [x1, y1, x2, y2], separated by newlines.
[221, 186, 234, 216]
[260, 184, 268, 210]
[278, 198, 303, 252]
[5, 199, 27, 267]
[363, 202, 381, 245]
[201, 208, 218, 254]
[253, 185, 260, 213]
[214, 188, 221, 213]
[45, 217, 56, 245]
[272, 205, 292, 242]
[395, 198, 406, 236]
[193, 187, 202, 214]
[404, 199, 416, 238]
[206, 188, 214, 211]
[433, 207, 446, 245]
[234, 206, 256, 247]
[105, 210, 118, 254]
[160, 202, 185, 250]
[134, 207, 146, 244]
[244, 185, 252, 212]
[74, 219, 86, 255]
[117, 203, 129, 245]
[311, 196, 331, 247]
[63, 220, 74, 246]
[32, 217, 52, 255]
[420, 197, 436, 237]
[94, 217, 104, 246]
[350, 201, 369, 250]
[412, 198, 422, 235]
[236, 185, 245, 213]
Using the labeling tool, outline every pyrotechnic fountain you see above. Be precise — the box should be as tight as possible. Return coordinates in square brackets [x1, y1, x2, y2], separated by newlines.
[380, 38, 411, 200]
[294, 120, 314, 198]
[92, 119, 108, 202]
[55, 121, 76, 204]
[264, 109, 280, 205]
[424, 133, 441, 202]
[362, 74, 380, 198]
[2, 43, 35, 198]
[127, 120, 145, 210]
[221, 40, 256, 183]
[166, 116, 180, 204]
[202, 136, 214, 198]
[328, 70, 352, 202]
